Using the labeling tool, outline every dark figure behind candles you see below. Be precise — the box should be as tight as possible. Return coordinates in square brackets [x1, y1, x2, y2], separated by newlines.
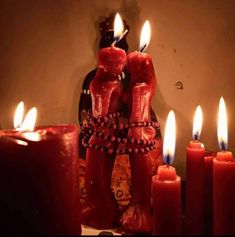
[78, 14, 163, 233]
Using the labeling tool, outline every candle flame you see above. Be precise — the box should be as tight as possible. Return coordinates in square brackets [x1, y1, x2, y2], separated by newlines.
[192, 105, 203, 140]
[114, 13, 124, 42]
[139, 20, 151, 52]
[217, 97, 228, 150]
[14, 101, 24, 129]
[163, 110, 176, 165]
[20, 107, 37, 132]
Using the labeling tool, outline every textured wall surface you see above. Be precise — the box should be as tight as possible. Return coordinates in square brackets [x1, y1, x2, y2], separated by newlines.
[1, 0, 235, 179]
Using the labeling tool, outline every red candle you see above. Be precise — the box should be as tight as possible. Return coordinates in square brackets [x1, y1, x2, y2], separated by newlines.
[0, 120, 81, 234]
[203, 151, 215, 235]
[81, 13, 126, 229]
[213, 97, 235, 235]
[120, 21, 157, 234]
[152, 111, 181, 235]
[186, 105, 205, 234]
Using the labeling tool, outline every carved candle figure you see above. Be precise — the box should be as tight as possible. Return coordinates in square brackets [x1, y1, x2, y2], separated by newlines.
[120, 21, 162, 234]
[79, 14, 163, 233]
[81, 13, 127, 228]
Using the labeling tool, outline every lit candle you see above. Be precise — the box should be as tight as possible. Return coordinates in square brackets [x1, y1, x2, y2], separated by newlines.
[0, 102, 81, 235]
[213, 97, 235, 235]
[186, 105, 205, 235]
[152, 111, 181, 235]
[91, 12, 127, 117]
[81, 13, 126, 229]
[120, 20, 158, 234]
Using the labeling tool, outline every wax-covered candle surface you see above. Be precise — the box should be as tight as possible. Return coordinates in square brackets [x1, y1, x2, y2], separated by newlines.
[152, 165, 181, 235]
[81, 13, 127, 229]
[152, 111, 181, 235]
[213, 97, 235, 235]
[203, 151, 215, 235]
[0, 125, 81, 235]
[186, 105, 205, 235]
[120, 21, 158, 234]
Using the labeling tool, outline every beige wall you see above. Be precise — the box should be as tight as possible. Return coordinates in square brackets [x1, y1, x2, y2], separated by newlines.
[1, 0, 235, 179]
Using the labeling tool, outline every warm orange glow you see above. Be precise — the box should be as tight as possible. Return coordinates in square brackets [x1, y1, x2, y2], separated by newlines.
[192, 105, 203, 140]
[114, 13, 124, 41]
[14, 101, 24, 129]
[217, 97, 228, 150]
[139, 20, 151, 52]
[20, 107, 37, 132]
[163, 110, 176, 164]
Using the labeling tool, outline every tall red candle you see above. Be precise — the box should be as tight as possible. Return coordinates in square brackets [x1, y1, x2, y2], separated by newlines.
[213, 97, 235, 235]
[186, 105, 205, 234]
[0, 125, 81, 235]
[81, 13, 127, 229]
[203, 151, 215, 235]
[152, 111, 181, 235]
[120, 21, 158, 234]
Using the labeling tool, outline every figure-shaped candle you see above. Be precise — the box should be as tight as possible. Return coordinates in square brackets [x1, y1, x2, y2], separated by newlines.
[213, 97, 235, 235]
[81, 13, 127, 229]
[0, 102, 81, 235]
[120, 21, 160, 234]
[186, 105, 205, 235]
[152, 111, 181, 235]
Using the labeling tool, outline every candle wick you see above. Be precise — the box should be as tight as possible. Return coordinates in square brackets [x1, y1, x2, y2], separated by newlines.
[112, 29, 128, 47]
[111, 40, 117, 47]
[221, 141, 226, 151]
[193, 133, 199, 141]
[120, 29, 128, 41]
[140, 44, 147, 53]
[166, 154, 171, 165]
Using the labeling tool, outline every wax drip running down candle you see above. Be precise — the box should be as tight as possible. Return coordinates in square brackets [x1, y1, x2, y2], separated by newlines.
[81, 13, 127, 229]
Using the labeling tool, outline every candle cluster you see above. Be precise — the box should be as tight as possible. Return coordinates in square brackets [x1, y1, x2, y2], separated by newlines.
[153, 96, 235, 236]
[186, 97, 235, 235]
[0, 11, 235, 236]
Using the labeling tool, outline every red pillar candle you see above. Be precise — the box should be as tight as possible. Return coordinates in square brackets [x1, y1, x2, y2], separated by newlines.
[0, 124, 81, 235]
[186, 105, 205, 234]
[203, 151, 215, 235]
[81, 13, 127, 229]
[120, 21, 158, 234]
[213, 97, 235, 235]
[152, 111, 181, 235]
